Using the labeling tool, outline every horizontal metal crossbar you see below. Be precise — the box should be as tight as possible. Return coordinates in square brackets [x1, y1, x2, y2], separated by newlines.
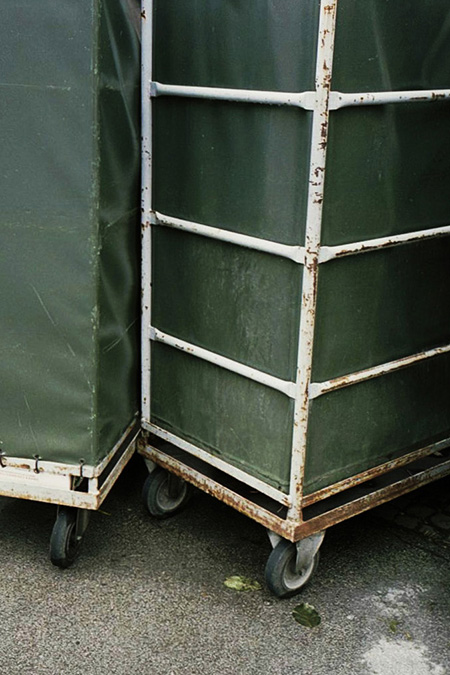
[302, 437, 450, 507]
[329, 88, 450, 110]
[153, 211, 305, 263]
[151, 82, 450, 113]
[140, 440, 293, 538]
[141, 421, 292, 507]
[150, 81, 317, 110]
[309, 343, 450, 399]
[296, 456, 450, 541]
[150, 327, 297, 398]
[153, 211, 450, 264]
[319, 224, 450, 262]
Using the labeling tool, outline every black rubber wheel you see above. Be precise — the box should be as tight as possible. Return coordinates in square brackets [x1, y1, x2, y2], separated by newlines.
[50, 507, 82, 569]
[142, 468, 190, 519]
[265, 538, 319, 598]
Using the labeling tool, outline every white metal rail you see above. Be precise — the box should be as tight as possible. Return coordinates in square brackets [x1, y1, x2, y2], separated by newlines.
[151, 328, 297, 398]
[149, 422, 292, 507]
[142, 0, 450, 508]
[152, 211, 305, 263]
[141, 2, 153, 424]
[287, 0, 338, 521]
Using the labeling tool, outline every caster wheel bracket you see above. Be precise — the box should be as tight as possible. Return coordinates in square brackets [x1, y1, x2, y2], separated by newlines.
[295, 531, 325, 574]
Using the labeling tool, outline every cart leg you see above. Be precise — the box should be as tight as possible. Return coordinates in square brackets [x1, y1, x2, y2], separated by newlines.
[50, 506, 91, 569]
[265, 530, 325, 598]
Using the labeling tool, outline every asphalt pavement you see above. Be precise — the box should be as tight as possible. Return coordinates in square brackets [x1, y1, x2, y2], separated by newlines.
[0, 456, 448, 675]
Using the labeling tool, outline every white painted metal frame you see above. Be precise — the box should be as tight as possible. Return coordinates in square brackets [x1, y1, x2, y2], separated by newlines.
[141, 1, 153, 424]
[0, 422, 139, 510]
[141, 0, 450, 514]
[151, 327, 297, 399]
[152, 211, 305, 263]
[286, 0, 338, 522]
[149, 422, 292, 507]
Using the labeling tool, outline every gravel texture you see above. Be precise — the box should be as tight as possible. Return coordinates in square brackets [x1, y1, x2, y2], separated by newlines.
[0, 458, 449, 675]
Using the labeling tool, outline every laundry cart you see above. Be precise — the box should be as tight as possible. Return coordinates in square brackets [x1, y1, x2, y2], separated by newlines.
[0, 0, 141, 567]
[140, 0, 450, 596]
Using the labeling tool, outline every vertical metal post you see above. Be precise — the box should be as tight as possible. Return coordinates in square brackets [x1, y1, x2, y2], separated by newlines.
[141, 0, 153, 424]
[287, 0, 339, 523]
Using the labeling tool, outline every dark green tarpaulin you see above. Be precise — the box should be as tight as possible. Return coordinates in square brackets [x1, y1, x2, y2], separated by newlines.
[150, 0, 450, 494]
[0, 1, 140, 466]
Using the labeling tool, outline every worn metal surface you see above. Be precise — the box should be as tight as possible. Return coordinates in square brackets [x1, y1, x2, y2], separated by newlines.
[142, 421, 291, 507]
[141, 437, 450, 546]
[141, 0, 153, 425]
[0, 435, 137, 510]
[286, 0, 338, 521]
[295, 458, 450, 541]
[139, 442, 292, 540]
[0, 420, 139, 480]
[319, 223, 450, 262]
[329, 88, 450, 109]
[0, 1, 141, 466]
[143, 0, 450, 512]
[310, 344, 450, 399]
[302, 437, 450, 507]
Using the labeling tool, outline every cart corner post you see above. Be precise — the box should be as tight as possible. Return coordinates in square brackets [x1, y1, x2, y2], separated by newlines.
[141, 0, 154, 427]
[287, 0, 339, 526]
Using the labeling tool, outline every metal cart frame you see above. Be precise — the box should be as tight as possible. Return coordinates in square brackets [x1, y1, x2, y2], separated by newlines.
[0, 421, 139, 567]
[140, 0, 450, 595]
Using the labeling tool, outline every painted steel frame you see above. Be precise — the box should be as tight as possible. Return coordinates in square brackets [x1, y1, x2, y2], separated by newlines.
[0, 421, 139, 510]
[141, 0, 450, 536]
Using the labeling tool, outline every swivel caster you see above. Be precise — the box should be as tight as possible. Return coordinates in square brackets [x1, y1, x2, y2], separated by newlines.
[50, 506, 90, 569]
[142, 467, 191, 519]
[265, 531, 325, 598]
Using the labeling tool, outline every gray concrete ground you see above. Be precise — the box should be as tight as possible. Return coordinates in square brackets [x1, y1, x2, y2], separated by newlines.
[0, 457, 449, 675]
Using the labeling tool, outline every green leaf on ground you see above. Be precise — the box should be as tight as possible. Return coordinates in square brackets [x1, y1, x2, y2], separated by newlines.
[223, 576, 262, 592]
[389, 619, 401, 634]
[292, 603, 321, 628]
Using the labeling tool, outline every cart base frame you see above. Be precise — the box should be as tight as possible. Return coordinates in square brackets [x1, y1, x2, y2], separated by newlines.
[0, 420, 140, 511]
[139, 433, 450, 543]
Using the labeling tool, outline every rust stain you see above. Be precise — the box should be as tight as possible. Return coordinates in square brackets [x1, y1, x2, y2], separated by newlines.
[303, 442, 450, 508]
[295, 456, 450, 540]
[333, 228, 446, 259]
[140, 444, 293, 539]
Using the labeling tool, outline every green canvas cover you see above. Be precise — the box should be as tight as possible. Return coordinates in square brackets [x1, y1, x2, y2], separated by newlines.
[149, 0, 450, 495]
[0, 1, 141, 466]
